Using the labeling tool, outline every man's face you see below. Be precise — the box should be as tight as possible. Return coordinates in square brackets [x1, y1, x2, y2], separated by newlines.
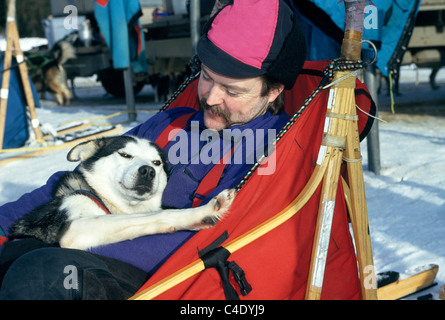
[198, 64, 283, 131]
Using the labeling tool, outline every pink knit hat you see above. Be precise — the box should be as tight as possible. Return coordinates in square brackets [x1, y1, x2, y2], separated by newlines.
[197, 0, 306, 89]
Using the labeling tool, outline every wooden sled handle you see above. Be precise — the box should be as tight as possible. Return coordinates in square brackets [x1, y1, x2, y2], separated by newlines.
[342, 0, 366, 60]
[306, 0, 378, 300]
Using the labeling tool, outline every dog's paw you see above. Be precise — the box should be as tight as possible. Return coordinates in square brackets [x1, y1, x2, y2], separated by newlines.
[213, 188, 236, 212]
[200, 189, 236, 227]
[190, 189, 236, 230]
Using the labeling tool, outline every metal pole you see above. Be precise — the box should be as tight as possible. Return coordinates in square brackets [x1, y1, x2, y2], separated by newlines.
[364, 64, 381, 175]
[189, 0, 200, 55]
[123, 67, 137, 122]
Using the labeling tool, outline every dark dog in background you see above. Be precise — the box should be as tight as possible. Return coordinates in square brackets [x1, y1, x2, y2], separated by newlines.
[26, 40, 76, 106]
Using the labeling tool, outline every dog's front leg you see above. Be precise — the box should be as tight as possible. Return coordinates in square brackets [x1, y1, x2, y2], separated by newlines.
[59, 189, 235, 250]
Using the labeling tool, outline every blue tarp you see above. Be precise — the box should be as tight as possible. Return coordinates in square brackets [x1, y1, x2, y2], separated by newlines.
[94, 0, 148, 73]
[0, 55, 40, 149]
[294, 5, 342, 62]
[294, 0, 421, 76]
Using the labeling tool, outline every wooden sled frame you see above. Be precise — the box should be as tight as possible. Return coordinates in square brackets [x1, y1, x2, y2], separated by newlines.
[130, 0, 377, 300]
[0, 0, 42, 149]
[305, 0, 376, 300]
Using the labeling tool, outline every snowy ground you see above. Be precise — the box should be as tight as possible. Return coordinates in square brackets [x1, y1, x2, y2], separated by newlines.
[360, 66, 445, 299]
[1, 38, 445, 300]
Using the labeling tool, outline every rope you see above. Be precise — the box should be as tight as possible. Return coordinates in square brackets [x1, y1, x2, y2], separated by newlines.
[0, 53, 56, 76]
[58, 110, 140, 127]
[388, 70, 396, 114]
[0, 142, 69, 154]
[355, 104, 387, 123]
[234, 58, 364, 192]
[0, 59, 26, 73]
[342, 155, 363, 163]
[52, 105, 161, 127]
[158, 56, 201, 113]
[322, 70, 360, 90]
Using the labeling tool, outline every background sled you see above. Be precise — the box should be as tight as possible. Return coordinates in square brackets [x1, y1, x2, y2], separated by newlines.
[0, 0, 42, 149]
[0, 125, 123, 167]
[0, 0, 123, 166]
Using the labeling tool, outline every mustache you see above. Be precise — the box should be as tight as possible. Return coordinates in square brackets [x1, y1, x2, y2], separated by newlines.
[199, 98, 231, 122]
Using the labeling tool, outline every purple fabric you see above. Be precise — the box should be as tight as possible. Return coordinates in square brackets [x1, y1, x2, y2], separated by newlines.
[0, 171, 65, 234]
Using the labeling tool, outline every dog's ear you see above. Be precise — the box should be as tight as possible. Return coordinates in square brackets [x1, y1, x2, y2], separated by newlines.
[67, 138, 106, 162]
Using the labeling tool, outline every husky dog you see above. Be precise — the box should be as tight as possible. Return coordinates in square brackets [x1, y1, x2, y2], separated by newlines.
[28, 40, 76, 106]
[8, 136, 235, 250]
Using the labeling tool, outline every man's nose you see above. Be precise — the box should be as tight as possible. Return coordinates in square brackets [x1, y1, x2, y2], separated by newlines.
[205, 85, 224, 106]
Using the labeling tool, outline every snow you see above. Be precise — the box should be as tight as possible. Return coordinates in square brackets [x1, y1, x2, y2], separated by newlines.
[360, 66, 445, 299]
[0, 37, 48, 52]
[1, 38, 445, 299]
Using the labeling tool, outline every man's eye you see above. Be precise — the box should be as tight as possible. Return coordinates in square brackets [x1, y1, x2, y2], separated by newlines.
[201, 71, 210, 80]
[118, 152, 133, 159]
[226, 90, 239, 97]
[201, 72, 214, 84]
[152, 160, 161, 166]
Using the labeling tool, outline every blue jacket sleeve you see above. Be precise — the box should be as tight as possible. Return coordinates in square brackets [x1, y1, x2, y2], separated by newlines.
[0, 171, 65, 237]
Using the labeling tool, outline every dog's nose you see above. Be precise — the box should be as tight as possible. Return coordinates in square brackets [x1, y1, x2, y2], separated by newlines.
[139, 165, 155, 179]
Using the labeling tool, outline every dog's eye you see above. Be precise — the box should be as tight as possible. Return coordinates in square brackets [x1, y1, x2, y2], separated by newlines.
[118, 152, 133, 159]
[152, 160, 162, 166]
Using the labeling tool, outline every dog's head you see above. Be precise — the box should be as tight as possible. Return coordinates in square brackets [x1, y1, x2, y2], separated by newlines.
[67, 136, 168, 210]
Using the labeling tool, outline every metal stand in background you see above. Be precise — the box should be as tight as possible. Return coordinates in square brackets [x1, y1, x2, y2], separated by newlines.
[189, 0, 201, 55]
[364, 64, 381, 175]
[124, 1, 201, 122]
[123, 67, 137, 122]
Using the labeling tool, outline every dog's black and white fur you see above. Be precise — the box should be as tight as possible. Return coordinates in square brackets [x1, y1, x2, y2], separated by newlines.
[8, 136, 235, 250]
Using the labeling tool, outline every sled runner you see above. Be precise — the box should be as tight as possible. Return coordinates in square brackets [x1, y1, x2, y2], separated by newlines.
[0, 125, 124, 167]
[377, 264, 439, 300]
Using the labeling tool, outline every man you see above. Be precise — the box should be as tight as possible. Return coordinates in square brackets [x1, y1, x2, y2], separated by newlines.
[0, 0, 306, 299]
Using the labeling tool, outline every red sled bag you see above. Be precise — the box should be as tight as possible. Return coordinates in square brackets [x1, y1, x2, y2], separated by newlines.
[132, 60, 375, 300]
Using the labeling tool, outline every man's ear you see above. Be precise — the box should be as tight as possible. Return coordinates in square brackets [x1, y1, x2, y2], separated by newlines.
[267, 84, 285, 104]
[67, 138, 106, 162]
